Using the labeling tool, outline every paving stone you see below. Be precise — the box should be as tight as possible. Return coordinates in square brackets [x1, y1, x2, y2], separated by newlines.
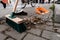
[45, 25, 53, 31]
[0, 4, 60, 40]
[55, 23, 60, 27]
[35, 24, 46, 29]
[48, 19, 52, 22]
[0, 33, 7, 40]
[24, 34, 46, 40]
[0, 25, 9, 32]
[55, 14, 60, 23]
[42, 30, 54, 39]
[50, 33, 60, 40]
[5, 28, 26, 40]
[42, 31, 60, 40]
[27, 29, 41, 36]
[57, 29, 60, 33]
[46, 22, 53, 26]
[7, 38, 14, 40]
[46, 22, 60, 27]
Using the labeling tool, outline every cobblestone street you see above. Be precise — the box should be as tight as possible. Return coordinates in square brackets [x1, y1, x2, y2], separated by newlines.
[0, 3, 60, 40]
[0, 21, 60, 40]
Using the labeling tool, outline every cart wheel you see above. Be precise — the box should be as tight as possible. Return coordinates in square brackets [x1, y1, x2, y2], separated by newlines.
[31, 1, 35, 7]
[22, 3, 26, 9]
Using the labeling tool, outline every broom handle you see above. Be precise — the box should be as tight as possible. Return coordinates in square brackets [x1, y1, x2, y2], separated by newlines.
[13, 0, 19, 12]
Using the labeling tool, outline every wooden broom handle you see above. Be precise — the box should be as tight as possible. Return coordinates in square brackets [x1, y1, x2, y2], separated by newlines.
[13, 0, 19, 12]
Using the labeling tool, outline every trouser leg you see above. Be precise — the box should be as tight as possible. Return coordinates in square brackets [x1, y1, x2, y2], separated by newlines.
[0, 1, 6, 8]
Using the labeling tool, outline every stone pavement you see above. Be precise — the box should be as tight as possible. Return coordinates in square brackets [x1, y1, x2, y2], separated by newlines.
[0, 21, 60, 40]
[0, 4, 60, 40]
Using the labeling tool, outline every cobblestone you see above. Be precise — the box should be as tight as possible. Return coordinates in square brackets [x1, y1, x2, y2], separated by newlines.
[5, 28, 26, 40]
[45, 25, 53, 31]
[57, 29, 60, 33]
[0, 33, 7, 40]
[42, 30, 54, 39]
[0, 4, 60, 40]
[50, 33, 60, 40]
[0, 25, 9, 32]
[23, 34, 46, 40]
[27, 28, 41, 36]
[6, 38, 14, 40]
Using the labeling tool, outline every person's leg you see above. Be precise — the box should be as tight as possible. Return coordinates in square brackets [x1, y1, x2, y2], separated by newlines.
[22, 0, 25, 3]
[49, 0, 50, 3]
[0, 1, 1, 3]
[42, 0, 44, 3]
[27, 0, 29, 4]
[3, 3, 6, 8]
[0, 1, 6, 8]
[40, 0, 41, 3]
[48, 0, 50, 3]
